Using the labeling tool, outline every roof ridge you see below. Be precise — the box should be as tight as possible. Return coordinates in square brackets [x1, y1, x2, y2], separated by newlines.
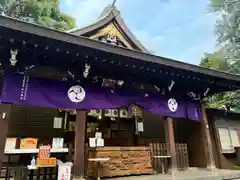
[68, 4, 149, 53]
[98, 4, 120, 20]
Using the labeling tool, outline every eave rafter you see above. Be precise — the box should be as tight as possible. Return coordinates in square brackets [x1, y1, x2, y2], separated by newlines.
[0, 15, 239, 99]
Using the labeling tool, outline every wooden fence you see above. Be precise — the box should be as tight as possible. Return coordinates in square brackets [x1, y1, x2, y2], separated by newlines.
[176, 143, 189, 170]
[149, 142, 189, 173]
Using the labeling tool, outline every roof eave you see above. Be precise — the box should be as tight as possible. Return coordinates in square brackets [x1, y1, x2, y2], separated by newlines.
[0, 15, 239, 84]
[69, 14, 113, 36]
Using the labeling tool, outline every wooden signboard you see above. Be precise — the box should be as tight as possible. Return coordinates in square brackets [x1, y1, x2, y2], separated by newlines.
[20, 138, 38, 149]
[38, 146, 51, 158]
[37, 145, 56, 167]
[5, 138, 17, 151]
[37, 157, 57, 167]
[88, 146, 152, 177]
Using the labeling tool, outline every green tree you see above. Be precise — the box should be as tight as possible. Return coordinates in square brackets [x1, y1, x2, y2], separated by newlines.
[210, 0, 240, 72]
[200, 52, 232, 109]
[0, 0, 76, 31]
[200, 52, 240, 112]
[201, 0, 240, 112]
[200, 52, 229, 71]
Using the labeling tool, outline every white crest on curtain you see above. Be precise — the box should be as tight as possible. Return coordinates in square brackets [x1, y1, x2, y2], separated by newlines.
[67, 85, 86, 103]
[168, 98, 178, 112]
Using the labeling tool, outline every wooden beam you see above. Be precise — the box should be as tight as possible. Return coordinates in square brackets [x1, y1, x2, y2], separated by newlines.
[73, 111, 87, 179]
[0, 103, 11, 169]
[201, 104, 215, 168]
[164, 117, 177, 170]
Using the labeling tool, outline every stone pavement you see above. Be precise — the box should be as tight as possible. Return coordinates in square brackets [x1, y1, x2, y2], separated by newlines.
[2, 168, 240, 180]
[107, 168, 240, 180]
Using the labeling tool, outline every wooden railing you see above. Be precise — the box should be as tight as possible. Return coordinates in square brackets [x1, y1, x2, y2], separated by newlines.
[176, 143, 189, 170]
[149, 142, 189, 173]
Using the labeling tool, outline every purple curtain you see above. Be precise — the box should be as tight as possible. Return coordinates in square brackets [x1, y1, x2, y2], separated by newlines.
[1, 73, 202, 120]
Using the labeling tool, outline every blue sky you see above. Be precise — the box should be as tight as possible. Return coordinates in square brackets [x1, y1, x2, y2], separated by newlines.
[60, 0, 217, 65]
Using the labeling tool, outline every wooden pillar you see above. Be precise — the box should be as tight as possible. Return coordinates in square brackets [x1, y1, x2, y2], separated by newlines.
[164, 117, 177, 170]
[0, 104, 11, 169]
[201, 104, 215, 168]
[73, 111, 87, 180]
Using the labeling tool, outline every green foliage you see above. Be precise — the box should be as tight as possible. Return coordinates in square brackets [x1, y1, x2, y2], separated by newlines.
[200, 52, 232, 109]
[211, 0, 240, 62]
[200, 52, 229, 71]
[0, 0, 76, 31]
[201, 0, 240, 112]
[200, 51, 240, 111]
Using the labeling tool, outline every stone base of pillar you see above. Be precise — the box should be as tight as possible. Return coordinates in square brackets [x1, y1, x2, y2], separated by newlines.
[207, 164, 216, 170]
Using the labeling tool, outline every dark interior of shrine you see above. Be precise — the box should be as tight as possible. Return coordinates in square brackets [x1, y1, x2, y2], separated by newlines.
[173, 118, 206, 167]
[6, 103, 206, 169]
[143, 112, 206, 168]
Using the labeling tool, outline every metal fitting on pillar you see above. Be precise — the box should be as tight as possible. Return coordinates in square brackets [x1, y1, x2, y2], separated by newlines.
[10, 49, 18, 66]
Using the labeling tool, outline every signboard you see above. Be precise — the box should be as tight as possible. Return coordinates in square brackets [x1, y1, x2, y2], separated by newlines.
[137, 122, 144, 132]
[20, 138, 38, 149]
[52, 138, 64, 149]
[5, 138, 17, 151]
[37, 145, 56, 167]
[58, 163, 72, 180]
[89, 137, 104, 147]
[53, 117, 63, 129]
[37, 157, 57, 168]
[38, 146, 51, 158]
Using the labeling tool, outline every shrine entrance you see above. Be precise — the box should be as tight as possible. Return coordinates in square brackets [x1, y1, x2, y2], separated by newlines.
[174, 118, 206, 168]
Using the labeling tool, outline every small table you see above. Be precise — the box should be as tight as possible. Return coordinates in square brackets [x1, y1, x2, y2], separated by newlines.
[153, 155, 171, 174]
[88, 158, 110, 180]
[4, 148, 68, 179]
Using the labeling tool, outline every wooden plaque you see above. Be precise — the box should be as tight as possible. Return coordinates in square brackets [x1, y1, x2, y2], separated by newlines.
[38, 146, 51, 158]
[37, 157, 57, 167]
[88, 146, 153, 177]
[20, 138, 38, 149]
